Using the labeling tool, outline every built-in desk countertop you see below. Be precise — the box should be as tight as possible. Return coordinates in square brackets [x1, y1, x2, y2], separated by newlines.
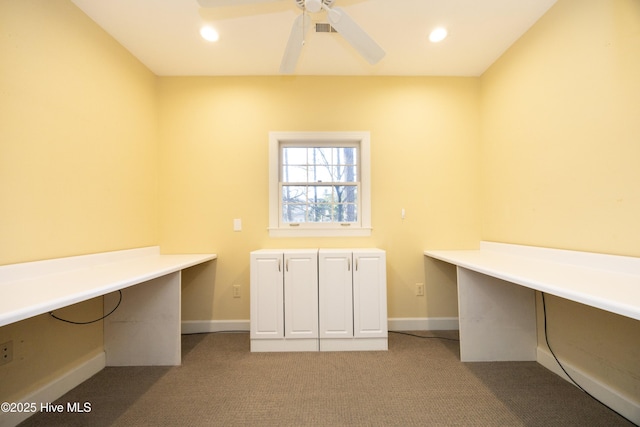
[0, 246, 216, 366]
[0, 247, 216, 327]
[425, 242, 640, 322]
[424, 241, 640, 362]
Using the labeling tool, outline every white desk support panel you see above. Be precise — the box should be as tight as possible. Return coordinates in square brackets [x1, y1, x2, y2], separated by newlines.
[0, 247, 216, 366]
[424, 242, 640, 363]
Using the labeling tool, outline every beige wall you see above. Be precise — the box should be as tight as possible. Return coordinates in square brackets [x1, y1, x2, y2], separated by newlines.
[481, 0, 640, 404]
[158, 76, 480, 321]
[481, 0, 640, 256]
[2, 0, 638, 412]
[0, 0, 158, 401]
[0, 0, 159, 265]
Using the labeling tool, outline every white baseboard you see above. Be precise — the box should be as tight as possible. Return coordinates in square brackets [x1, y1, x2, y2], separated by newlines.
[537, 347, 640, 425]
[0, 352, 105, 427]
[388, 317, 459, 331]
[181, 320, 250, 334]
[181, 318, 459, 335]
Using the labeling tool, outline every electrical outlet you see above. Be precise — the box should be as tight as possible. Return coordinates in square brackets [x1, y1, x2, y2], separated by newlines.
[415, 283, 425, 297]
[1, 340, 13, 366]
[232, 284, 241, 298]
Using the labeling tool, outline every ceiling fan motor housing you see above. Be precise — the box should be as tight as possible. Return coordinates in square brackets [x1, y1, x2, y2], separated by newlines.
[295, 0, 335, 12]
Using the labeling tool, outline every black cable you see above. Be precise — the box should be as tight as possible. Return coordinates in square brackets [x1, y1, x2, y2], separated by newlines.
[541, 292, 587, 393]
[389, 330, 459, 341]
[542, 292, 636, 426]
[49, 290, 122, 325]
[184, 330, 456, 340]
[182, 330, 249, 335]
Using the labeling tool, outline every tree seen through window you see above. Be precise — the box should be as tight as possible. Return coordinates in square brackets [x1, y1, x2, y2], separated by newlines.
[281, 146, 359, 224]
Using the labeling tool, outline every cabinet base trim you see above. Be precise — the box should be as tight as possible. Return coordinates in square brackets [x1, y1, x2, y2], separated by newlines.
[182, 319, 458, 335]
[320, 338, 388, 352]
[250, 339, 319, 352]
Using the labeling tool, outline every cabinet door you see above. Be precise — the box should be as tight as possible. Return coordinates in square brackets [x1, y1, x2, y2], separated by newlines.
[250, 252, 283, 339]
[318, 250, 353, 338]
[284, 251, 318, 339]
[353, 250, 387, 338]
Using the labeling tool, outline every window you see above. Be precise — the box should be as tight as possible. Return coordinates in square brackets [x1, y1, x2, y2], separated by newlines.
[269, 132, 371, 237]
[281, 144, 358, 224]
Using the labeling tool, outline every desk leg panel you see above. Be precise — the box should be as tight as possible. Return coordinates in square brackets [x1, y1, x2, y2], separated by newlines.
[104, 272, 181, 366]
[457, 267, 536, 362]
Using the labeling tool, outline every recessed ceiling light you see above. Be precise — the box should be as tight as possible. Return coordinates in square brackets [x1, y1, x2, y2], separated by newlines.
[200, 25, 219, 42]
[429, 27, 448, 43]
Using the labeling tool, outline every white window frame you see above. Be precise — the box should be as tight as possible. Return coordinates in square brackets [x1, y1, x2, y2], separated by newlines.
[269, 131, 372, 238]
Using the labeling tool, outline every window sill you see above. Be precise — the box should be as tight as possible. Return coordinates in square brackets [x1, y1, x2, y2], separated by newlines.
[268, 227, 372, 238]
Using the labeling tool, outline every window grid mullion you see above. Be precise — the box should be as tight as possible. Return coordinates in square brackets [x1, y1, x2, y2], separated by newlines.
[279, 143, 359, 226]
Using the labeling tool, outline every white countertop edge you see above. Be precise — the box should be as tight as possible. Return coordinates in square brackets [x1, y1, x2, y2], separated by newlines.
[424, 245, 640, 321]
[0, 250, 217, 327]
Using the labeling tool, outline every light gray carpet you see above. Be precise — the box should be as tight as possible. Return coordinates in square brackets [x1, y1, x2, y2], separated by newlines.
[18, 331, 634, 426]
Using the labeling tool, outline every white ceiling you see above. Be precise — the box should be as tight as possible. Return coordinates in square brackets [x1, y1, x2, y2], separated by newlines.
[70, 0, 557, 77]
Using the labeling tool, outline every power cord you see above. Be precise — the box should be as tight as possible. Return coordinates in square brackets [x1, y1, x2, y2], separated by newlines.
[49, 290, 122, 325]
[541, 292, 636, 426]
[182, 331, 456, 340]
[182, 330, 250, 335]
[389, 330, 459, 341]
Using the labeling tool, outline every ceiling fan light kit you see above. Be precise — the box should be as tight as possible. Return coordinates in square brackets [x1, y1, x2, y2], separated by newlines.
[198, 0, 385, 74]
[302, 0, 323, 13]
[294, 0, 335, 11]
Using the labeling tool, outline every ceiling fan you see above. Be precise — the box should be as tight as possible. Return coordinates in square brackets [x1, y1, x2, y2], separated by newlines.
[197, 0, 385, 74]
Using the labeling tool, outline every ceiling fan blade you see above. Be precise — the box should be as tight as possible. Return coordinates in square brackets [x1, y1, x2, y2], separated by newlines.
[326, 6, 385, 65]
[198, 0, 280, 7]
[279, 13, 311, 74]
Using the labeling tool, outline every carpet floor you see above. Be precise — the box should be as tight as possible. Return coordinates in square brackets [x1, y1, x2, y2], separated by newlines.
[18, 331, 635, 426]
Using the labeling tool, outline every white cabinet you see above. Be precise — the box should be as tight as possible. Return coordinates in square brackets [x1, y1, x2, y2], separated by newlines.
[318, 251, 353, 339]
[250, 249, 318, 352]
[250, 251, 283, 341]
[250, 248, 387, 352]
[283, 251, 319, 341]
[319, 249, 388, 351]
